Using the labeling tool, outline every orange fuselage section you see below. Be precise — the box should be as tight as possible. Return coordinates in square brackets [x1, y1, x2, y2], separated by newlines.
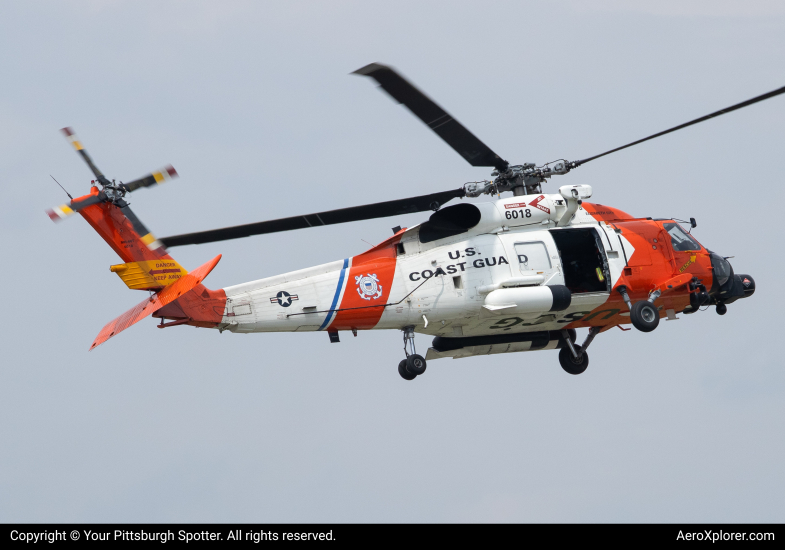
[568, 204, 712, 331]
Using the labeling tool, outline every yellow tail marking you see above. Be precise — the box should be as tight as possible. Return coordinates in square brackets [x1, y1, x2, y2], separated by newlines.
[109, 260, 188, 290]
[141, 233, 157, 246]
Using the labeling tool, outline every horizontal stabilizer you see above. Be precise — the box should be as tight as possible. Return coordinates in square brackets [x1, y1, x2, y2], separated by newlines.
[90, 254, 222, 350]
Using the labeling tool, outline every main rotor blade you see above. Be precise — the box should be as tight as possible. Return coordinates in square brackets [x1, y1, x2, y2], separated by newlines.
[353, 63, 509, 172]
[121, 165, 178, 192]
[573, 84, 785, 167]
[61, 127, 107, 182]
[160, 188, 466, 247]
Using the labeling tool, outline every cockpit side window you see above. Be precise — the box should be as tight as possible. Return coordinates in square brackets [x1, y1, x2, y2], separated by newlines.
[663, 222, 701, 252]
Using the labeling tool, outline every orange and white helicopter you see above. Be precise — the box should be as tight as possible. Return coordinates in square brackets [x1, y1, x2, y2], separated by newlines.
[48, 64, 777, 380]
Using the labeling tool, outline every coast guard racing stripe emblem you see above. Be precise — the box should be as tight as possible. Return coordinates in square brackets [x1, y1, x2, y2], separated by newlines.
[355, 273, 382, 300]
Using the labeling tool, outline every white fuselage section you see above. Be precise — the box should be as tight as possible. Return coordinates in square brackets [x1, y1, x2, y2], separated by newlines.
[215, 193, 631, 348]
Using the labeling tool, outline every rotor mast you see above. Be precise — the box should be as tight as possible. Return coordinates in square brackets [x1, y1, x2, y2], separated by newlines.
[473, 161, 574, 198]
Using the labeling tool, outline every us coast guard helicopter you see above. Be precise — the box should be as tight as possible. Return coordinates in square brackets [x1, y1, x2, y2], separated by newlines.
[48, 64, 778, 380]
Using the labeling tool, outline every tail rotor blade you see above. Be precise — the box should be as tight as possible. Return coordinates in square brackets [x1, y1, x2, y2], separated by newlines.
[61, 127, 106, 182]
[46, 192, 106, 222]
[46, 203, 77, 222]
[121, 165, 178, 193]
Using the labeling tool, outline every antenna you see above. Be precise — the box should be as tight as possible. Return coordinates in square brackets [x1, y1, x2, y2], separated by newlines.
[50, 175, 73, 200]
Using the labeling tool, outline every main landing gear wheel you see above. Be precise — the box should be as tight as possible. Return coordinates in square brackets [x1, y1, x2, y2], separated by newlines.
[559, 345, 588, 375]
[630, 301, 660, 332]
[406, 354, 427, 375]
[398, 325, 425, 380]
[398, 359, 417, 381]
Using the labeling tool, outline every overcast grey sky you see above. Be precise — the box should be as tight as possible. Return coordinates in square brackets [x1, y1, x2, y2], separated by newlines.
[1, 1, 783, 522]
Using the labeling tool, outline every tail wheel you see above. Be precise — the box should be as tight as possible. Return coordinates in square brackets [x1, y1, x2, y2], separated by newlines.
[559, 345, 589, 375]
[630, 301, 660, 332]
[398, 360, 417, 380]
[406, 354, 427, 375]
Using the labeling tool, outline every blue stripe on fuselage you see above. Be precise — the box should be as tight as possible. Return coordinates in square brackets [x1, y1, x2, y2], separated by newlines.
[319, 258, 349, 330]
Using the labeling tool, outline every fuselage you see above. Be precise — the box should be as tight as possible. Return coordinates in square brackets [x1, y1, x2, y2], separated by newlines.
[214, 193, 717, 351]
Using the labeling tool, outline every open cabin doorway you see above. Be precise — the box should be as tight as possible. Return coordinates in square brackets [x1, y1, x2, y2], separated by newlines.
[550, 228, 610, 294]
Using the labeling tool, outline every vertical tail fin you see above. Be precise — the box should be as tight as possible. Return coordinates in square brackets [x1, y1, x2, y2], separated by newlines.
[74, 194, 188, 290]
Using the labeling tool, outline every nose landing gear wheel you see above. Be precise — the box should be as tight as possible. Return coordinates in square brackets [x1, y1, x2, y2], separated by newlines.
[559, 345, 589, 375]
[398, 359, 417, 381]
[406, 354, 427, 375]
[630, 301, 660, 332]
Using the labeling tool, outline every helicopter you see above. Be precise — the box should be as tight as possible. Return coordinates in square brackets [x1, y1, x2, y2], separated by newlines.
[47, 63, 778, 380]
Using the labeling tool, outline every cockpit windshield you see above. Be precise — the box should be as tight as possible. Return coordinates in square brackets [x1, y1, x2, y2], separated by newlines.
[663, 222, 701, 252]
[710, 253, 732, 288]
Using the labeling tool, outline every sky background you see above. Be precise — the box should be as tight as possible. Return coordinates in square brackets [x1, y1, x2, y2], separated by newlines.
[1, 0, 783, 522]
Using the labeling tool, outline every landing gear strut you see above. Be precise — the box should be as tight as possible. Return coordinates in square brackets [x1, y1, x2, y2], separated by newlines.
[559, 327, 599, 375]
[399, 325, 426, 380]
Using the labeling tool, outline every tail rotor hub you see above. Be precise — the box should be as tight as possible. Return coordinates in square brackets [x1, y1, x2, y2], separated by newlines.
[46, 127, 178, 222]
